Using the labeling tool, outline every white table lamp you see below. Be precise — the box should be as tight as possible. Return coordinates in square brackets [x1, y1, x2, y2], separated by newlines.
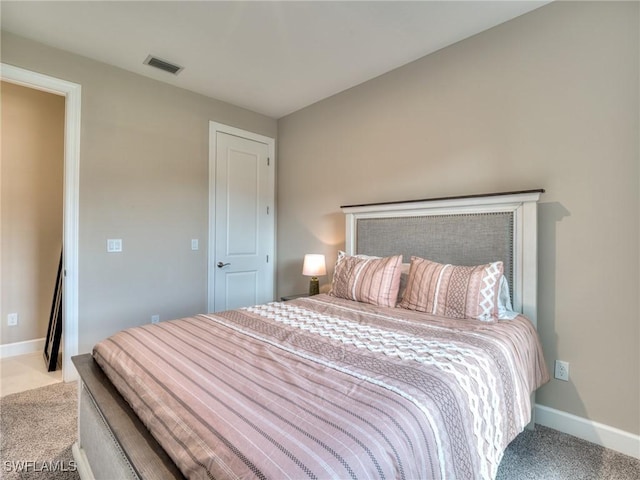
[302, 254, 326, 295]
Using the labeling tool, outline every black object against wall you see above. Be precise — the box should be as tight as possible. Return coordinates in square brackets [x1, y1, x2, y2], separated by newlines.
[44, 249, 63, 372]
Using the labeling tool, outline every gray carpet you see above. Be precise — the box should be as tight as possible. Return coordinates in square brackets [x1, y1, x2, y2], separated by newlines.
[1, 382, 79, 480]
[496, 424, 640, 480]
[1, 382, 638, 479]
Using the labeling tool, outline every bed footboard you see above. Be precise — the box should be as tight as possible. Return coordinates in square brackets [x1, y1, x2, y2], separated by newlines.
[72, 354, 184, 480]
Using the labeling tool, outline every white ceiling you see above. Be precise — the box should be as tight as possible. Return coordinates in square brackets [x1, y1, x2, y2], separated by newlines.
[1, 1, 549, 119]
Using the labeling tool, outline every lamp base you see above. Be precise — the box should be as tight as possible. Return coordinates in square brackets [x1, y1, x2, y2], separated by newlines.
[308, 277, 319, 296]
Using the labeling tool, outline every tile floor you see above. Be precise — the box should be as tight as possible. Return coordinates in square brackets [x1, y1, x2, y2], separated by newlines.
[0, 351, 62, 397]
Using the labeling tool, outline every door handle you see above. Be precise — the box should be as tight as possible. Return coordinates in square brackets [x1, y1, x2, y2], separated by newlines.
[217, 262, 231, 268]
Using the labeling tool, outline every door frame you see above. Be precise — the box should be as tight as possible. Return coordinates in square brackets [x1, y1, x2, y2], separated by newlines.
[208, 122, 275, 312]
[1, 64, 81, 382]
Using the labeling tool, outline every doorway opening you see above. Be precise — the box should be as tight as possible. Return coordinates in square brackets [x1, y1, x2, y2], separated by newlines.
[1, 64, 81, 382]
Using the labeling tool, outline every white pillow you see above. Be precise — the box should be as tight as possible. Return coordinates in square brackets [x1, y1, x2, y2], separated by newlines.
[498, 275, 519, 320]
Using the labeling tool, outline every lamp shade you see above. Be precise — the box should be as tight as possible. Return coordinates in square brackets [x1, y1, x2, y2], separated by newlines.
[302, 254, 326, 277]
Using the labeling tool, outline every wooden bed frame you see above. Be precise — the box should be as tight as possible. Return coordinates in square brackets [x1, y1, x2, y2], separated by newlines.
[72, 189, 543, 479]
[72, 354, 184, 480]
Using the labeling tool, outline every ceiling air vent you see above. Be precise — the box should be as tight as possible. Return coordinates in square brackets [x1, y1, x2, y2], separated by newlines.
[143, 55, 183, 75]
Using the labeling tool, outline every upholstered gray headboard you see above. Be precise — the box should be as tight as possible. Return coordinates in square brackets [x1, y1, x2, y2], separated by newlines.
[342, 190, 543, 326]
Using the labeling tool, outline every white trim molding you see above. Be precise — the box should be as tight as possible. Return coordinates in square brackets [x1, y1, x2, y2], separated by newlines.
[535, 404, 640, 459]
[1, 63, 81, 382]
[0, 338, 46, 359]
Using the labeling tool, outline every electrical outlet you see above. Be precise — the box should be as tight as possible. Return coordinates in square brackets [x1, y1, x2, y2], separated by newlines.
[7, 313, 18, 326]
[151, 314, 160, 324]
[554, 360, 570, 381]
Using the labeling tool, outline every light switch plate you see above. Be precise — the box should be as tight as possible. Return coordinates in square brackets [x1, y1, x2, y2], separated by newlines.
[191, 239, 199, 250]
[107, 239, 123, 253]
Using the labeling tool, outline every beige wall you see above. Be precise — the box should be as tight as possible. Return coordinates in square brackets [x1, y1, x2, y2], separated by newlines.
[1, 81, 65, 345]
[1, 32, 277, 353]
[277, 1, 639, 435]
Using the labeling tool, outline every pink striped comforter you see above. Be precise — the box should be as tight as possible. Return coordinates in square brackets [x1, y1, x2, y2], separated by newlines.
[93, 294, 549, 480]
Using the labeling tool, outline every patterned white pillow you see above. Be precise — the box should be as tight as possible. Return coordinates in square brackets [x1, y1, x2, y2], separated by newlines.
[329, 252, 403, 308]
[399, 256, 503, 321]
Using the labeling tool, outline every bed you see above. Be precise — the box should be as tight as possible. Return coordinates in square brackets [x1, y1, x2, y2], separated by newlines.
[72, 189, 548, 480]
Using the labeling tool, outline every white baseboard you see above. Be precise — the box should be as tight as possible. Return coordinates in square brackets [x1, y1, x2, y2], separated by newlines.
[0, 337, 45, 359]
[535, 404, 640, 459]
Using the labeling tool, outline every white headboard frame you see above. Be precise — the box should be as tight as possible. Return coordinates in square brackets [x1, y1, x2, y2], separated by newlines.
[342, 190, 543, 327]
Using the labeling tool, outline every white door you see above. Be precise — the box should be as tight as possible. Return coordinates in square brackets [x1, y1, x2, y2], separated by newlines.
[210, 126, 275, 312]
